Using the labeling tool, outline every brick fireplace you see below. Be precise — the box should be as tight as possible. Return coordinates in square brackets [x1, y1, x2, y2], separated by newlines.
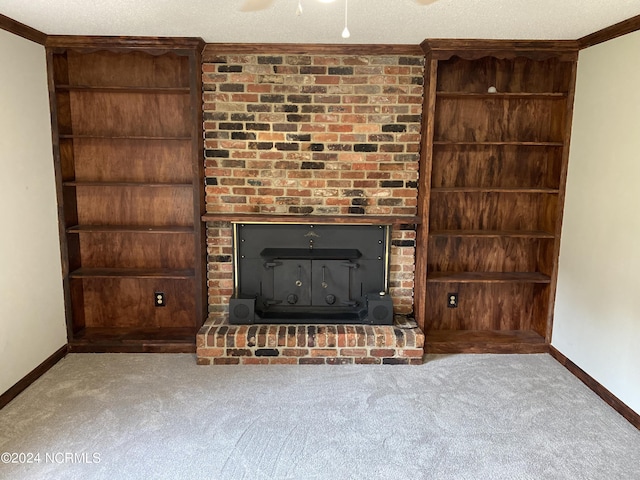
[196, 46, 425, 364]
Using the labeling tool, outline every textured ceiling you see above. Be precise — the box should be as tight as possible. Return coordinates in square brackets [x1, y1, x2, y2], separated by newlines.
[2, 0, 640, 44]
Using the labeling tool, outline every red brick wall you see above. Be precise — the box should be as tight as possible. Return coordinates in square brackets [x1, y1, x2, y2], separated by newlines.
[202, 51, 424, 315]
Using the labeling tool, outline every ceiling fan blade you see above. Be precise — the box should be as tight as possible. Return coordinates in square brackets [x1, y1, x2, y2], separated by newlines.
[240, 0, 276, 12]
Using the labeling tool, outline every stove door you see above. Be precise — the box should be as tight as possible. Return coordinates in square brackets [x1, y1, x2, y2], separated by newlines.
[311, 260, 354, 307]
[272, 260, 311, 306]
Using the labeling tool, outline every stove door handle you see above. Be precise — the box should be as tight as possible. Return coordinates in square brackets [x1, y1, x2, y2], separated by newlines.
[341, 262, 359, 269]
[264, 261, 282, 268]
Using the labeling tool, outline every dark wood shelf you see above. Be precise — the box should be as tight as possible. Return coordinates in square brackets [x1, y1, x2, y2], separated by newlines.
[431, 187, 559, 194]
[59, 134, 192, 140]
[202, 213, 421, 225]
[425, 330, 548, 354]
[56, 84, 191, 94]
[433, 141, 564, 147]
[69, 327, 197, 353]
[69, 268, 195, 279]
[436, 91, 567, 99]
[67, 225, 194, 234]
[63, 181, 193, 188]
[427, 272, 551, 283]
[429, 230, 555, 238]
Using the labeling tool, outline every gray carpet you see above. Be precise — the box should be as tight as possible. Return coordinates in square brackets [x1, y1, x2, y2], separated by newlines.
[0, 354, 638, 480]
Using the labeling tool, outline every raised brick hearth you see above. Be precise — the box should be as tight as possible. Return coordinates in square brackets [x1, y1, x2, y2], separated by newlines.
[196, 315, 424, 365]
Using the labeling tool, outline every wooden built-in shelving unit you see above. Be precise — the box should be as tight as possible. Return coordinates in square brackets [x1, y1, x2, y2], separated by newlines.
[415, 40, 578, 353]
[46, 37, 206, 352]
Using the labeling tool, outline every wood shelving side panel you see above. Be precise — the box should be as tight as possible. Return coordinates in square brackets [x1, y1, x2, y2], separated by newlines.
[69, 327, 197, 353]
[75, 185, 194, 226]
[57, 85, 190, 94]
[69, 91, 191, 137]
[432, 144, 562, 190]
[435, 56, 574, 94]
[70, 268, 195, 279]
[434, 96, 566, 143]
[427, 272, 551, 283]
[66, 51, 190, 88]
[436, 92, 566, 99]
[425, 330, 548, 354]
[429, 230, 554, 238]
[429, 191, 558, 232]
[73, 138, 193, 183]
[77, 277, 196, 328]
[77, 232, 195, 270]
[425, 282, 550, 331]
[427, 236, 555, 273]
[68, 225, 194, 233]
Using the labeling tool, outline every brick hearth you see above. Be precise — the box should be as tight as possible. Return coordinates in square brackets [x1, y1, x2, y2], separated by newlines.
[197, 315, 424, 365]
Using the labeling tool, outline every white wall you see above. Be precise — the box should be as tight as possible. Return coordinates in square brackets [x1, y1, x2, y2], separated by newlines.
[553, 30, 640, 414]
[0, 30, 67, 395]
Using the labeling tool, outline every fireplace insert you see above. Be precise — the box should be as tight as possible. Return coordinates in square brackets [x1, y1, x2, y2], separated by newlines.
[228, 223, 394, 325]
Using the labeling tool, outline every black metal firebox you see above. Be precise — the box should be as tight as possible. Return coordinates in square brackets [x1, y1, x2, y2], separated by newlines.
[228, 223, 394, 325]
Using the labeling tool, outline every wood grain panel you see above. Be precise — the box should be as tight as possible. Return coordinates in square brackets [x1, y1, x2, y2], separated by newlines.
[531, 284, 551, 337]
[426, 330, 547, 354]
[59, 139, 76, 182]
[421, 39, 578, 62]
[428, 236, 553, 273]
[69, 328, 197, 353]
[73, 138, 192, 183]
[429, 192, 553, 231]
[201, 213, 420, 225]
[425, 282, 547, 331]
[203, 43, 423, 58]
[66, 51, 190, 88]
[434, 97, 566, 143]
[78, 232, 194, 269]
[54, 91, 72, 136]
[436, 56, 574, 93]
[61, 181, 79, 228]
[69, 91, 190, 137]
[432, 144, 562, 189]
[414, 58, 439, 331]
[69, 277, 87, 332]
[51, 52, 69, 87]
[46, 35, 204, 52]
[538, 194, 559, 233]
[80, 278, 196, 328]
[75, 185, 194, 226]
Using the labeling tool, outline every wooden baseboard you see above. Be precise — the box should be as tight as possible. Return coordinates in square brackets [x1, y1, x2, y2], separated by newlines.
[0, 345, 68, 410]
[549, 346, 640, 430]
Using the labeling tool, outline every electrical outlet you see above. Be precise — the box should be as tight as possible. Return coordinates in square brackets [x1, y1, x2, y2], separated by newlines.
[447, 293, 458, 308]
[154, 292, 166, 307]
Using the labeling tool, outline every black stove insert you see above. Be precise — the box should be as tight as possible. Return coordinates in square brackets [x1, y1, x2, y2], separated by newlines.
[228, 223, 394, 325]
